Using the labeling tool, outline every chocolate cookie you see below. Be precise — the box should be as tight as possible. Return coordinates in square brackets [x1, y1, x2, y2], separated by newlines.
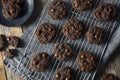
[94, 3, 117, 21]
[55, 67, 73, 80]
[86, 27, 104, 44]
[4, 49, 14, 58]
[62, 19, 83, 40]
[30, 52, 50, 72]
[48, 0, 67, 20]
[36, 23, 56, 44]
[72, 0, 93, 11]
[7, 36, 20, 47]
[101, 74, 118, 80]
[2, 4, 22, 19]
[54, 42, 72, 61]
[76, 51, 96, 72]
[0, 35, 5, 51]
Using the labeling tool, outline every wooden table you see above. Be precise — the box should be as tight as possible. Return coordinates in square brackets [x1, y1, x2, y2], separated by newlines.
[0, 0, 120, 80]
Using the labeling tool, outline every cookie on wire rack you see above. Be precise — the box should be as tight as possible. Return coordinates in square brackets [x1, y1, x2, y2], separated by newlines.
[48, 0, 67, 20]
[62, 19, 83, 40]
[54, 42, 72, 61]
[76, 51, 97, 72]
[72, 0, 93, 11]
[35, 23, 56, 44]
[86, 26, 104, 44]
[94, 3, 117, 22]
[55, 67, 74, 80]
[30, 52, 50, 72]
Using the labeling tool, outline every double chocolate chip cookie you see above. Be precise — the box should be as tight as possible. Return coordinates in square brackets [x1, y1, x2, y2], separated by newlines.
[7, 36, 20, 47]
[101, 74, 118, 80]
[30, 52, 50, 72]
[55, 67, 73, 80]
[94, 3, 117, 21]
[86, 26, 104, 44]
[76, 51, 96, 72]
[62, 19, 83, 40]
[72, 0, 93, 11]
[36, 23, 56, 44]
[2, 4, 22, 19]
[54, 42, 72, 61]
[48, 0, 67, 20]
[1, 0, 24, 20]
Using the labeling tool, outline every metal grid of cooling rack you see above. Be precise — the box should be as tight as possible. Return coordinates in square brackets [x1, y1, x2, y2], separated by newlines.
[7, 0, 120, 80]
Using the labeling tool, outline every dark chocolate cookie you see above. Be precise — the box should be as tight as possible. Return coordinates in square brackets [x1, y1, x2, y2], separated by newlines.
[7, 36, 20, 47]
[62, 19, 83, 40]
[54, 42, 72, 61]
[94, 3, 117, 21]
[36, 23, 56, 44]
[30, 52, 50, 72]
[2, 4, 22, 19]
[48, 0, 67, 20]
[101, 74, 118, 80]
[76, 51, 96, 72]
[72, 0, 93, 11]
[4, 49, 14, 58]
[0, 35, 5, 51]
[86, 26, 104, 44]
[55, 67, 73, 80]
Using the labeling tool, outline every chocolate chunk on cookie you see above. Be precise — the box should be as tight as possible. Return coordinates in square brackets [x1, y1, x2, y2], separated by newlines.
[36, 23, 56, 44]
[72, 0, 93, 11]
[30, 52, 50, 72]
[101, 74, 118, 80]
[48, 0, 67, 20]
[62, 19, 83, 40]
[76, 51, 96, 72]
[2, 4, 22, 19]
[86, 26, 104, 44]
[54, 42, 72, 61]
[4, 49, 14, 58]
[55, 67, 73, 80]
[7, 36, 20, 47]
[94, 3, 117, 21]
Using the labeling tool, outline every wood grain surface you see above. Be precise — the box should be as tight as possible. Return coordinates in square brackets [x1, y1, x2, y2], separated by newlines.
[0, 0, 120, 80]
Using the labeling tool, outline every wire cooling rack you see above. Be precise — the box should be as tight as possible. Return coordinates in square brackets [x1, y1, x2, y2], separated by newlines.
[3, 0, 120, 80]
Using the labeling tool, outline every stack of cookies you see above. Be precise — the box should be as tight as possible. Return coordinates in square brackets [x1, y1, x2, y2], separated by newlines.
[1, 0, 24, 20]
